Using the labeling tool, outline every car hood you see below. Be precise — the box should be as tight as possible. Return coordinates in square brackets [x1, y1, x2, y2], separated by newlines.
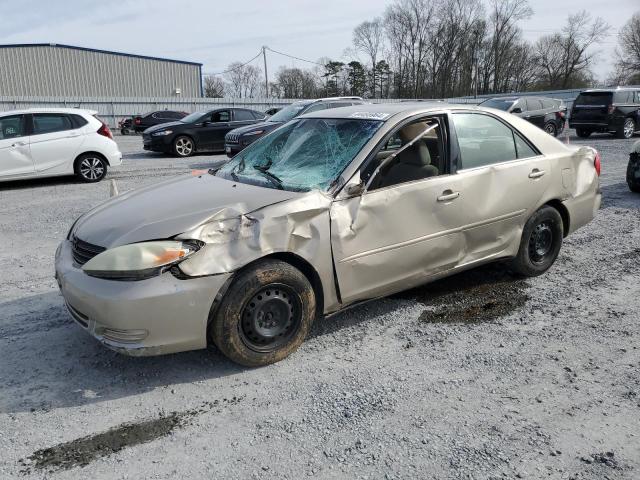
[228, 121, 281, 136]
[144, 121, 185, 134]
[73, 174, 300, 248]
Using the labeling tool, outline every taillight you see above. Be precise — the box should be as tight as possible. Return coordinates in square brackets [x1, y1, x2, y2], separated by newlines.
[556, 111, 565, 119]
[607, 105, 615, 114]
[594, 151, 601, 176]
[97, 122, 113, 140]
[134, 118, 141, 124]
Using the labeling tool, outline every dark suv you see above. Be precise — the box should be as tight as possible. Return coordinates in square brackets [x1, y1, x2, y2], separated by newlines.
[143, 108, 265, 157]
[570, 88, 640, 139]
[479, 96, 566, 136]
[224, 97, 364, 156]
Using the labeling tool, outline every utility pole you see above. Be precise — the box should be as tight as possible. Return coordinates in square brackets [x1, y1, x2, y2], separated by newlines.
[262, 46, 269, 97]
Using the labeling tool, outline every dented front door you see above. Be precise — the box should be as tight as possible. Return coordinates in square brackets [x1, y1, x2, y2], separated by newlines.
[330, 175, 467, 304]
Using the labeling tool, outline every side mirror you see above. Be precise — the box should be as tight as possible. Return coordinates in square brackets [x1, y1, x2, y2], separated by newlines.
[345, 181, 365, 196]
[511, 107, 522, 114]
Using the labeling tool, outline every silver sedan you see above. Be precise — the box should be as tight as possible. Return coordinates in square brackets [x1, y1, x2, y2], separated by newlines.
[55, 103, 601, 366]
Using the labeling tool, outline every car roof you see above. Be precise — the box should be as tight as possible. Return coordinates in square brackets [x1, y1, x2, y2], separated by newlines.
[301, 102, 477, 120]
[0, 107, 98, 116]
[580, 87, 640, 93]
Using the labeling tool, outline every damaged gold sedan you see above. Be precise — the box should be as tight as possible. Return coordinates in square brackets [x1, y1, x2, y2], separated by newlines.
[55, 103, 601, 366]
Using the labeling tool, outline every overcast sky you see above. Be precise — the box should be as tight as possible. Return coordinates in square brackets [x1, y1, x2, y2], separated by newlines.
[1, 0, 637, 82]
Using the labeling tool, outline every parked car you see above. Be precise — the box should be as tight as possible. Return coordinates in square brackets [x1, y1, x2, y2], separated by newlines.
[119, 117, 133, 135]
[0, 108, 121, 183]
[479, 96, 566, 136]
[570, 87, 640, 139]
[628, 140, 640, 193]
[224, 97, 364, 156]
[131, 110, 188, 133]
[143, 108, 266, 157]
[57, 103, 601, 366]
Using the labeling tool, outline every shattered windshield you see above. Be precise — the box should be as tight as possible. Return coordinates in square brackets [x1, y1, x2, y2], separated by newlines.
[216, 118, 383, 192]
[267, 103, 311, 122]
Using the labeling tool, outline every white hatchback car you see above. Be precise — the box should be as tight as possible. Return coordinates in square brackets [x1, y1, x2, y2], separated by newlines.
[0, 108, 122, 183]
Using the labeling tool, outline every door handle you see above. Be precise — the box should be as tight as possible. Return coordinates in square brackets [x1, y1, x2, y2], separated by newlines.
[66, 133, 81, 138]
[437, 190, 460, 202]
[528, 169, 546, 179]
[11, 141, 27, 147]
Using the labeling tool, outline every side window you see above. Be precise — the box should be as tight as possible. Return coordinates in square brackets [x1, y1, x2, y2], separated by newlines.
[233, 109, 254, 121]
[70, 114, 88, 128]
[304, 103, 328, 114]
[452, 113, 517, 169]
[526, 98, 543, 111]
[634, 91, 640, 104]
[211, 110, 230, 123]
[167, 112, 182, 119]
[252, 110, 266, 120]
[367, 117, 444, 190]
[32, 114, 73, 135]
[0, 115, 25, 140]
[514, 133, 538, 159]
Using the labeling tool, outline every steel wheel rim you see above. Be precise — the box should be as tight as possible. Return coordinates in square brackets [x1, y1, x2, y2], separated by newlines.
[624, 120, 634, 138]
[545, 123, 555, 135]
[80, 158, 104, 180]
[239, 283, 302, 353]
[176, 138, 193, 156]
[528, 221, 553, 263]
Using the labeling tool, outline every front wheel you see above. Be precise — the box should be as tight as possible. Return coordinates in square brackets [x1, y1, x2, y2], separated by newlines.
[576, 128, 592, 138]
[173, 136, 194, 157]
[75, 154, 107, 182]
[509, 206, 563, 277]
[544, 121, 558, 136]
[210, 260, 316, 367]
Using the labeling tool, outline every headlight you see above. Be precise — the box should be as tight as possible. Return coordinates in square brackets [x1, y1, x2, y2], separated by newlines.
[152, 130, 173, 136]
[243, 130, 264, 136]
[82, 240, 202, 280]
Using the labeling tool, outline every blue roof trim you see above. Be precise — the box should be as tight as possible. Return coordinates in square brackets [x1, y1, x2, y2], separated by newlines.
[0, 43, 202, 66]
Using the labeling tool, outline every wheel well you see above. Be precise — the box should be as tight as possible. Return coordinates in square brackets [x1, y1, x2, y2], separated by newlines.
[74, 151, 109, 168]
[545, 200, 570, 237]
[174, 134, 196, 147]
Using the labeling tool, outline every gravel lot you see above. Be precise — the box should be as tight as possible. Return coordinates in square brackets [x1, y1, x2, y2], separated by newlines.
[1, 131, 639, 480]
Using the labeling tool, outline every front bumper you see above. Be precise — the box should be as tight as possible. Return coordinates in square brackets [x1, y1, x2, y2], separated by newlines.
[143, 134, 172, 153]
[224, 143, 245, 157]
[55, 239, 231, 356]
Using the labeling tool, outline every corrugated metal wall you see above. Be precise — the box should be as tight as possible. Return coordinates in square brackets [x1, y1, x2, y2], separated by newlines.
[0, 45, 201, 98]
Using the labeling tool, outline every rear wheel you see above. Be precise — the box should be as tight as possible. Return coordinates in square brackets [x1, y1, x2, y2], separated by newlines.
[210, 260, 316, 367]
[544, 121, 558, 136]
[617, 118, 635, 139]
[75, 154, 107, 182]
[173, 136, 194, 157]
[576, 128, 592, 138]
[509, 206, 563, 277]
[627, 154, 640, 193]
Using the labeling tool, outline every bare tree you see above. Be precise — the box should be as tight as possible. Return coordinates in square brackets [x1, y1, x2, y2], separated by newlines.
[223, 63, 262, 98]
[534, 11, 609, 89]
[353, 18, 384, 97]
[613, 12, 640, 85]
[203, 75, 224, 97]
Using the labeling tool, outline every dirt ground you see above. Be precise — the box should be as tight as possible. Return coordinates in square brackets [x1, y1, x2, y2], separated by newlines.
[0, 130, 639, 480]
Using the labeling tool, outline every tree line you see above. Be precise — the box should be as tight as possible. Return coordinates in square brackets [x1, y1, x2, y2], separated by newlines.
[203, 0, 640, 99]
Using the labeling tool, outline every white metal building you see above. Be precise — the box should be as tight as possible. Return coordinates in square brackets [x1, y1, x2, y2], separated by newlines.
[0, 43, 203, 98]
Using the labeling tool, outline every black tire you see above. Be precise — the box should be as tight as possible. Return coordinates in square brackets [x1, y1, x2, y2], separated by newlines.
[543, 121, 558, 137]
[173, 135, 195, 157]
[576, 128, 592, 138]
[210, 259, 316, 367]
[628, 154, 640, 193]
[120, 129, 128, 135]
[617, 118, 636, 139]
[75, 154, 107, 183]
[509, 206, 563, 277]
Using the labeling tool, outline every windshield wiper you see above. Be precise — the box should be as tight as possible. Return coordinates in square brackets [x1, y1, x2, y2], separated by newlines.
[253, 165, 284, 189]
[228, 156, 246, 181]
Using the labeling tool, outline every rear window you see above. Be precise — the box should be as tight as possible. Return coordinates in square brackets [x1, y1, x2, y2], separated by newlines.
[574, 92, 612, 106]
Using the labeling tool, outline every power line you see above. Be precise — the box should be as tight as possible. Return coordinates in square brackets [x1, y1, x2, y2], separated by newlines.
[265, 46, 325, 66]
[203, 50, 263, 76]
